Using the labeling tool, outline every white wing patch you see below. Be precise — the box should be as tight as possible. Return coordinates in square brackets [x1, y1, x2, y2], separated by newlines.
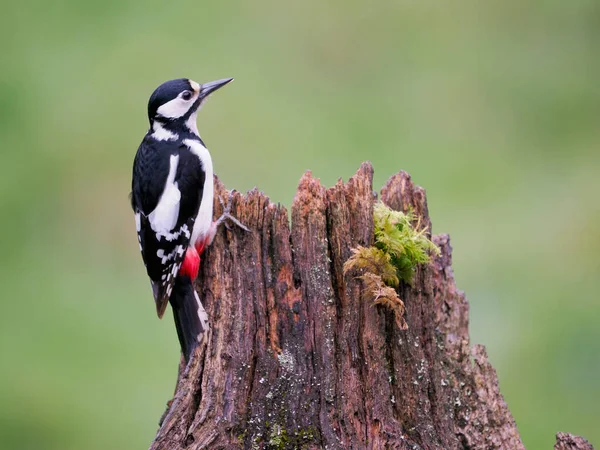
[149, 154, 181, 236]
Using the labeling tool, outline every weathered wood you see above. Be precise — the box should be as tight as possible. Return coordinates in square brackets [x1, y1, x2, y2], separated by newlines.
[554, 433, 594, 450]
[150, 163, 593, 449]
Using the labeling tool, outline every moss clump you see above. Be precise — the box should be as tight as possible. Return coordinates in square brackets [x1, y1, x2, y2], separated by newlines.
[344, 202, 439, 329]
[345, 246, 399, 287]
[268, 424, 288, 449]
[263, 423, 316, 450]
[373, 202, 439, 283]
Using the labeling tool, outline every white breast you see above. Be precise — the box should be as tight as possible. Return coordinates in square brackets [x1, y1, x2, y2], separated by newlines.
[184, 139, 214, 246]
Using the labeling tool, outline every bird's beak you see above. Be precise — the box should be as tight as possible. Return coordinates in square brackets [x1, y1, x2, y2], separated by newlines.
[199, 78, 234, 99]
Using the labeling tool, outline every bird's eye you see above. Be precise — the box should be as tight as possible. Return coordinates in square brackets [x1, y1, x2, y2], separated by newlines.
[181, 91, 193, 101]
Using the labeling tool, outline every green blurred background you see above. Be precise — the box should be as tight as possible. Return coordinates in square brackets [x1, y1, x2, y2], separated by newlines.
[1, 0, 598, 448]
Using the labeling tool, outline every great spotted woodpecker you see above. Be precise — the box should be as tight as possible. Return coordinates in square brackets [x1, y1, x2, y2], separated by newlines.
[131, 77, 246, 361]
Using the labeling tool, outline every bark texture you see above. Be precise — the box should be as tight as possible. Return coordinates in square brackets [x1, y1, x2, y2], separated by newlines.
[554, 433, 594, 450]
[150, 163, 593, 450]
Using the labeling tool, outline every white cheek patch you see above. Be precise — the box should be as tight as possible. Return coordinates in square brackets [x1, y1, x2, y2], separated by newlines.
[157, 96, 193, 119]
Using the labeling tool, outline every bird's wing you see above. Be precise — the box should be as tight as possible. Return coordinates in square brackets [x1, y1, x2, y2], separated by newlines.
[136, 211, 195, 317]
[131, 138, 205, 317]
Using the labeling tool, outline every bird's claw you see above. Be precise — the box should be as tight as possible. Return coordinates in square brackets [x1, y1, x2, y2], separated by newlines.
[218, 190, 232, 209]
[215, 190, 250, 232]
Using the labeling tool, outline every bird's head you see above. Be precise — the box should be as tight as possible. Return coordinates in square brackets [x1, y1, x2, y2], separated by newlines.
[147, 77, 233, 136]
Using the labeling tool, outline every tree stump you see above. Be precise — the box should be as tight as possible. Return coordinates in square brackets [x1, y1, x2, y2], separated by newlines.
[554, 433, 594, 450]
[150, 163, 593, 450]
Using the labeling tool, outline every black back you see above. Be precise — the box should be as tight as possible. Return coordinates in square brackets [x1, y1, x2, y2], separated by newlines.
[131, 134, 207, 310]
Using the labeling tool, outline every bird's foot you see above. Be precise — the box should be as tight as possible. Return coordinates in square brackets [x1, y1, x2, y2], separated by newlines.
[214, 190, 250, 232]
[204, 190, 250, 247]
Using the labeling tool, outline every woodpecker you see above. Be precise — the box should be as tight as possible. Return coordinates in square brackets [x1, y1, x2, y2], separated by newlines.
[131, 77, 244, 362]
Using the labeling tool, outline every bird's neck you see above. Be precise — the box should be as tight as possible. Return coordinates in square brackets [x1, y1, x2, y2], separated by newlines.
[149, 117, 202, 143]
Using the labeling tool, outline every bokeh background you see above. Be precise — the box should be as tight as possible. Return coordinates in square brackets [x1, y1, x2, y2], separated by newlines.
[1, 0, 598, 448]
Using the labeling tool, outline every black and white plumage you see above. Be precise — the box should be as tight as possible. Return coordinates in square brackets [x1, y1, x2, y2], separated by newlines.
[131, 77, 233, 360]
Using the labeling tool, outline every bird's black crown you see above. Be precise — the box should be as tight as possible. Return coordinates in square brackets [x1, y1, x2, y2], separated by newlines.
[147, 78, 194, 122]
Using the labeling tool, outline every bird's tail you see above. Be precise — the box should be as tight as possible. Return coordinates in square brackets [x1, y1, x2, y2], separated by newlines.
[169, 275, 209, 362]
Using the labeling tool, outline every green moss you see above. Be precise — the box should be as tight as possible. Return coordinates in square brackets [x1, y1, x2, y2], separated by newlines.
[345, 203, 439, 287]
[260, 423, 316, 450]
[344, 202, 440, 328]
[268, 424, 288, 449]
[372, 202, 440, 284]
